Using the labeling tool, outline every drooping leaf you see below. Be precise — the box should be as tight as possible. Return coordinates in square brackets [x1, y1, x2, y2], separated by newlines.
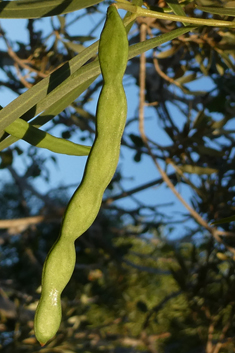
[0, 76, 97, 151]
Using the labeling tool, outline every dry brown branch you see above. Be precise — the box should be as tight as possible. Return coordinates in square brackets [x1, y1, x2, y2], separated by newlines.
[153, 55, 183, 89]
[139, 22, 147, 141]
[14, 62, 33, 89]
[166, 157, 206, 198]
[206, 321, 215, 353]
[212, 319, 232, 353]
[0, 212, 63, 232]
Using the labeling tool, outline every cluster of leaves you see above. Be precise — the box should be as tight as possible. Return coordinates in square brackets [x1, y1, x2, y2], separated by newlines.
[0, 0, 235, 352]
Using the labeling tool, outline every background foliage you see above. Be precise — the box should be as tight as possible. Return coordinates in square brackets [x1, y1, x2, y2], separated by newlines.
[0, 0, 235, 352]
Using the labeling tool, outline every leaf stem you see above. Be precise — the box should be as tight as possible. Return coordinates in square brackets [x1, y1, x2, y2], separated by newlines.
[116, 0, 235, 27]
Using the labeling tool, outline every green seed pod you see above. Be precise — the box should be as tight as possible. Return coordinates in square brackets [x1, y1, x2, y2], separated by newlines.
[34, 5, 128, 346]
[99, 5, 128, 82]
[34, 240, 76, 345]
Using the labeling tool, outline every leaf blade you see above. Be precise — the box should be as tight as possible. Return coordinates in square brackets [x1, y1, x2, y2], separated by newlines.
[211, 215, 235, 225]
[0, 41, 98, 133]
[0, 0, 102, 19]
[5, 118, 91, 156]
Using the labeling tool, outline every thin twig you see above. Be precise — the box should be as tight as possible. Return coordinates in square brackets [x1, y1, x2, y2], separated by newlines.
[206, 321, 215, 353]
[103, 174, 176, 204]
[139, 23, 147, 143]
[212, 318, 232, 353]
[14, 62, 32, 89]
[123, 258, 171, 275]
[1, 31, 48, 82]
[166, 157, 207, 199]
[0, 213, 62, 230]
[153, 56, 182, 89]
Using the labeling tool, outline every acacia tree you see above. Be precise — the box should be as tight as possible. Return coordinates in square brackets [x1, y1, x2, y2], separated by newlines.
[0, 0, 235, 352]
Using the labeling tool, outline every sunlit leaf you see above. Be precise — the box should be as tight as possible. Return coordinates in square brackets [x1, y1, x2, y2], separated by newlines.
[157, 45, 181, 59]
[175, 73, 197, 84]
[0, 42, 99, 134]
[62, 41, 86, 53]
[178, 165, 218, 174]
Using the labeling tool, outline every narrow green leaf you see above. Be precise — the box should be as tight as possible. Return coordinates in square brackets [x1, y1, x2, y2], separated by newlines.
[19, 60, 99, 123]
[175, 73, 197, 84]
[0, 0, 102, 19]
[129, 26, 195, 57]
[0, 26, 194, 134]
[157, 45, 181, 58]
[211, 215, 235, 225]
[196, 5, 235, 17]
[0, 41, 99, 133]
[26, 27, 195, 119]
[0, 77, 97, 151]
[5, 118, 91, 156]
[0, 26, 195, 151]
[220, 52, 235, 71]
[33, 79, 97, 128]
[195, 145, 224, 157]
[64, 34, 96, 43]
[62, 40, 86, 54]
[179, 86, 206, 96]
[124, 0, 143, 33]
[192, 111, 212, 129]
[57, 15, 66, 30]
[166, 0, 187, 26]
[178, 165, 218, 175]
[211, 116, 230, 129]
